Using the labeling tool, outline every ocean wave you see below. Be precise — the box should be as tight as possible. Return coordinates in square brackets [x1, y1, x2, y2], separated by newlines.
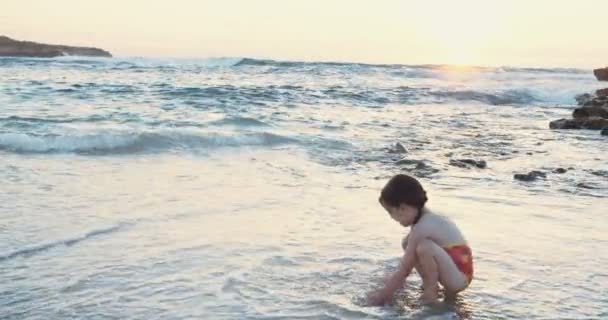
[235, 58, 345, 68]
[235, 58, 441, 79]
[0, 130, 297, 154]
[0, 56, 244, 70]
[209, 116, 271, 127]
[0, 115, 112, 124]
[152, 84, 540, 106]
[105, 57, 244, 71]
[498, 66, 588, 74]
[234, 58, 588, 75]
[1, 56, 588, 76]
[427, 89, 539, 105]
[1, 83, 542, 110]
[155, 84, 300, 105]
[234, 57, 402, 69]
[0, 223, 128, 262]
[319, 87, 540, 106]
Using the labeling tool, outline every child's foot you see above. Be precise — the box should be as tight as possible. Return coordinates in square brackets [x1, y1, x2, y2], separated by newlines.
[443, 291, 458, 303]
[420, 288, 439, 304]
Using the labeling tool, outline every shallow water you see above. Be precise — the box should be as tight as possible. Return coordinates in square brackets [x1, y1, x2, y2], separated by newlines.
[1, 57, 606, 319]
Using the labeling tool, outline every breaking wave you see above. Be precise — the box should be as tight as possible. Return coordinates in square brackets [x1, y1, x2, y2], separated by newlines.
[0, 130, 297, 154]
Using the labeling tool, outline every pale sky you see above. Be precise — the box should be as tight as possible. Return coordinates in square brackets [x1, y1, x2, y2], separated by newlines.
[3, 0, 608, 68]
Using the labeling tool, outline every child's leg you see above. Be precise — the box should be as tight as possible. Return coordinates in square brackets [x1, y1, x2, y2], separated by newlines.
[415, 239, 468, 301]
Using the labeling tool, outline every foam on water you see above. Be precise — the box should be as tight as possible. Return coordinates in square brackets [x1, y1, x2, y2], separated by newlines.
[0, 223, 129, 262]
[0, 130, 298, 154]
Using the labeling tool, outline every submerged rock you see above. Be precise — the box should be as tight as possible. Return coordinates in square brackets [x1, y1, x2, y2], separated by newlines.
[594, 67, 608, 81]
[0, 35, 111, 58]
[408, 164, 440, 178]
[602, 128, 608, 136]
[387, 142, 408, 154]
[549, 117, 608, 130]
[590, 170, 608, 177]
[576, 182, 597, 189]
[395, 158, 439, 178]
[553, 168, 567, 174]
[514, 170, 546, 182]
[449, 160, 468, 168]
[449, 159, 487, 169]
[395, 159, 424, 166]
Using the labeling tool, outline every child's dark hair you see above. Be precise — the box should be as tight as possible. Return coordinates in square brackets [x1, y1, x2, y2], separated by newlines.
[380, 174, 428, 210]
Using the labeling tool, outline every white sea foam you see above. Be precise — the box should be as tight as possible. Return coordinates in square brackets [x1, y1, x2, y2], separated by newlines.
[0, 130, 297, 154]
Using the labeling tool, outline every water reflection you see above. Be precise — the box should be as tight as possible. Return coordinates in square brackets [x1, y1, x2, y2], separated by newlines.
[391, 282, 475, 319]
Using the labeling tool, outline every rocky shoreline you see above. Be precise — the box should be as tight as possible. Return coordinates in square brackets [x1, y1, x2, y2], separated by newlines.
[549, 67, 608, 135]
[0, 36, 111, 58]
[381, 67, 608, 186]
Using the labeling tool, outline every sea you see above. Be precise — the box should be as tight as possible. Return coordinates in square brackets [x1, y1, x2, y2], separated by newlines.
[1, 56, 606, 319]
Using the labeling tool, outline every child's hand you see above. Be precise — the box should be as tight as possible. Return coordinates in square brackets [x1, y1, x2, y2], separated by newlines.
[366, 289, 391, 306]
[382, 273, 403, 292]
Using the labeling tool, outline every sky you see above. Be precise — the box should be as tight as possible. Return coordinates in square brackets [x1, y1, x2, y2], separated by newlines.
[2, 0, 608, 68]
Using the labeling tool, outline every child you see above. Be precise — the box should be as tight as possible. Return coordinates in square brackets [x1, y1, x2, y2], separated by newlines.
[367, 174, 473, 306]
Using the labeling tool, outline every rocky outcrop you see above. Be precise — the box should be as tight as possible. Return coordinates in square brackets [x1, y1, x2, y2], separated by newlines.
[550, 117, 608, 130]
[575, 93, 594, 105]
[550, 68, 608, 133]
[572, 104, 608, 119]
[514, 170, 546, 182]
[0, 36, 111, 58]
[594, 67, 608, 81]
[597, 88, 608, 97]
[551, 94, 608, 129]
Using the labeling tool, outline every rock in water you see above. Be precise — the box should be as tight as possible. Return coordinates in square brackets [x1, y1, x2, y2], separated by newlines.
[572, 105, 608, 119]
[388, 142, 408, 154]
[514, 170, 547, 182]
[582, 96, 608, 107]
[550, 117, 608, 130]
[602, 127, 608, 136]
[449, 159, 487, 169]
[594, 67, 608, 81]
[553, 168, 567, 174]
[395, 159, 425, 166]
[575, 93, 594, 106]
[597, 88, 608, 97]
[551, 91, 608, 130]
[0, 35, 111, 58]
[577, 182, 596, 189]
[590, 170, 608, 176]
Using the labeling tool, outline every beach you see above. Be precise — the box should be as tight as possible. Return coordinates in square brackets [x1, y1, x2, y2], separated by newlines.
[1, 57, 606, 319]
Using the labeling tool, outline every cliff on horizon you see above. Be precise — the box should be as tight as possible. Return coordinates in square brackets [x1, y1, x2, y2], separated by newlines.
[0, 36, 111, 58]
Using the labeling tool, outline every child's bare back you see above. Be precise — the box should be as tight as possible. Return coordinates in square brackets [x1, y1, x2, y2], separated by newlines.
[410, 210, 468, 248]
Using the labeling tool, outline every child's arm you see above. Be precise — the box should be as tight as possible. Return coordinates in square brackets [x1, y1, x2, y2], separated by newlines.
[367, 233, 420, 305]
[401, 233, 409, 251]
[383, 236, 418, 292]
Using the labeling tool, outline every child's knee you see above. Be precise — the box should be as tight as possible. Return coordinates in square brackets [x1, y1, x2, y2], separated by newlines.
[415, 238, 437, 257]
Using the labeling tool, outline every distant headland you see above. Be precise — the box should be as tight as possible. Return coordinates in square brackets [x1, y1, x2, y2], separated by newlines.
[0, 36, 112, 58]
